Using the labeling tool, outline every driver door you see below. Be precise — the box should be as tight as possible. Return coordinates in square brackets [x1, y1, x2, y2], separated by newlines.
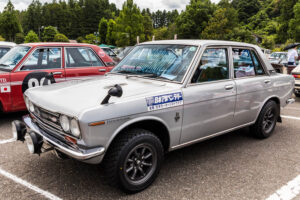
[180, 47, 236, 144]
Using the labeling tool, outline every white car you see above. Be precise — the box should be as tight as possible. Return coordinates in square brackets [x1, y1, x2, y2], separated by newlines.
[0, 41, 16, 59]
[292, 64, 300, 97]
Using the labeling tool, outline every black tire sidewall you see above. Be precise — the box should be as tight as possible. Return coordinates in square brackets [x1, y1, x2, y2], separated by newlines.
[258, 101, 279, 138]
[117, 134, 163, 193]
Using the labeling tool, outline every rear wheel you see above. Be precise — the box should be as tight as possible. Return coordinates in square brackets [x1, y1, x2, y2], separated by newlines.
[103, 129, 164, 193]
[250, 100, 279, 139]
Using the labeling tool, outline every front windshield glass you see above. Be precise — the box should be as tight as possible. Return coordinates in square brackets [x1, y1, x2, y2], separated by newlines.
[112, 44, 198, 82]
[0, 46, 31, 71]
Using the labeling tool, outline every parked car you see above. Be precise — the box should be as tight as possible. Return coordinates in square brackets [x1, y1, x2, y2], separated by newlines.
[261, 48, 272, 59]
[268, 52, 288, 66]
[292, 64, 300, 97]
[13, 40, 295, 193]
[0, 43, 114, 113]
[101, 47, 121, 64]
[0, 41, 16, 59]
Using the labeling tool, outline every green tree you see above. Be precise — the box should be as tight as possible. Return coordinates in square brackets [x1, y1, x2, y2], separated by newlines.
[23, 0, 43, 34]
[153, 27, 169, 40]
[99, 17, 108, 44]
[0, 36, 5, 41]
[53, 33, 69, 42]
[115, 0, 145, 46]
[15, 33, 25, 44]
[201, 7, 239, 40]
[143, 13, 154, 41]
[42, 26, 58, 42]
[0, 0, 22, 41]
[261, 35, 275, 49]
[176, 0, 216, 39]
[24, 30, 39, 43]
[106, 19, 117, 45]
[84, 33, 97, 44]
[76, 36, 85, 43]
[231, 0, 261, 24]
[288, 0, 300, 42]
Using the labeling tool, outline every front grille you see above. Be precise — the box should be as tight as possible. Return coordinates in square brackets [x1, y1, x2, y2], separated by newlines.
[34, 106, 62, 131]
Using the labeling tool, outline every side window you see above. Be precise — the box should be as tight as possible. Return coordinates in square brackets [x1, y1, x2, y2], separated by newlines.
[233, 48, 265, 78]
[191, 48, 229, 83]
[251, 50, 265, 75]
[21, 48, 61, 71]
[65, 47, 104, 68]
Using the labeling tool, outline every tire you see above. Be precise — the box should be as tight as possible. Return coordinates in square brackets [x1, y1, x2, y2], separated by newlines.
[250, 100, 279, 139]
[103, 128, 164, 193]
[295, 92, 300, 97]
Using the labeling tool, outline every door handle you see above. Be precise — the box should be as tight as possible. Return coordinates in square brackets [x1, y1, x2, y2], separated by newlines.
[99, 69, 106, 72]
[52, 72, 62, 75]
[264, 80, 271, 84]
[225, 85, 234, 90]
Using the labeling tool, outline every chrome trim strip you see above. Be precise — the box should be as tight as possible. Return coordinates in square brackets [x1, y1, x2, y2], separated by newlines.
[23, 115, 105, 160]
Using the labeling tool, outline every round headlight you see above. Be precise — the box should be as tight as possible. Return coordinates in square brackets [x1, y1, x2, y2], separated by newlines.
[70, 119, 81, 137]
[60, 115, 70, 132]
[25, 97, 30, 110]
[29, 101, 35, 113]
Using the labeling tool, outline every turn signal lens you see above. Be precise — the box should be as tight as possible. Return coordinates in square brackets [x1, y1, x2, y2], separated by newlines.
[293, 74, 300, 78]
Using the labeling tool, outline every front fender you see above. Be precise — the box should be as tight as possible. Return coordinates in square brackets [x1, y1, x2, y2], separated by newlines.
[106, 115, 170, 149]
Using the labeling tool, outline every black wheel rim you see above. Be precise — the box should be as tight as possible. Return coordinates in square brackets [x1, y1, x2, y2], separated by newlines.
[124, 143, 157, 185]
[262, 107, 276, 133]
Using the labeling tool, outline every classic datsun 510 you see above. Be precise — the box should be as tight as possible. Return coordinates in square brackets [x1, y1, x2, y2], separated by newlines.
[13, 40, 295, 193]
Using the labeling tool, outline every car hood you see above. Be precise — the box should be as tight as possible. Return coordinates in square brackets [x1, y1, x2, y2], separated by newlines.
[25, 74, 182, 117]
[292, 64, 300, 74]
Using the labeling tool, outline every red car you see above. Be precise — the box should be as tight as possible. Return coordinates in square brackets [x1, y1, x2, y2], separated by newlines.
[0, 43, 115, 113]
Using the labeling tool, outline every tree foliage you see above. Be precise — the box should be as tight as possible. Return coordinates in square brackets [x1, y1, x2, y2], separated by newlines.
[53, 33, 69, 42]
[115, 0, 145, 46]
[42, 26, 58, 42]
[99, 18, 108, 44]
[24, 30, 39, 43]
[176, 0, 216, 39]
[0, 0, 22, 41]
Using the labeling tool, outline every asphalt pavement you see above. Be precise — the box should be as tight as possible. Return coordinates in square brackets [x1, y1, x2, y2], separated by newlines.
[0, 98, 299, 200]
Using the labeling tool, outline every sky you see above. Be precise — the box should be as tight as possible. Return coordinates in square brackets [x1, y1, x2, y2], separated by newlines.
[0, 0, 220, 12]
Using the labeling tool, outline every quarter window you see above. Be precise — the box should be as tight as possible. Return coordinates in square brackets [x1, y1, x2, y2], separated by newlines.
[191, 48, 229, 83]
[233, 48, 265, 78]
[21, 48, 61, 71]
[65, 47, 104, 68]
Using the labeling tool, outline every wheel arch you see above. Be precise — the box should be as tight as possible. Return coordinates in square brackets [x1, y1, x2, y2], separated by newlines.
[255, 95, 281, 123]
[107, 116, 171, 152]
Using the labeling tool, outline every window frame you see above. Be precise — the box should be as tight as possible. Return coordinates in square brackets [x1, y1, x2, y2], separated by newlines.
[17, 47, 63, 72]
[231, 47, 268, 80]
[64, 47, 105, 69]
[188, 46, 232, 86]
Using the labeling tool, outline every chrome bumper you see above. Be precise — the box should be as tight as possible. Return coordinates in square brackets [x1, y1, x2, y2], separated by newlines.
[23, 115, 105, 161]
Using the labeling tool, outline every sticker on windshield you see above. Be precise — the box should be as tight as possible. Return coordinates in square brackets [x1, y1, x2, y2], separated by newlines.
[146, 92, 183, 111]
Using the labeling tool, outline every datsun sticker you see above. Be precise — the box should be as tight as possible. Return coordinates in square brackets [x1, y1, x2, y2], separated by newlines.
[146, 92, 183, 111]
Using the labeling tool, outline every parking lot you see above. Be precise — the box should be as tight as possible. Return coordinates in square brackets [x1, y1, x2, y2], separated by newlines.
[0, 97, 299, 200]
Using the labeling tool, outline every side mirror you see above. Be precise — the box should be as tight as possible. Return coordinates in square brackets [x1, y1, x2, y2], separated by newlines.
[101, 84, 123, 104]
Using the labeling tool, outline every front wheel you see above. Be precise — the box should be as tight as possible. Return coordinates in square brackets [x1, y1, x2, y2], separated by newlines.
[250, 100, 279, 139]
[103, 129, 164, 193]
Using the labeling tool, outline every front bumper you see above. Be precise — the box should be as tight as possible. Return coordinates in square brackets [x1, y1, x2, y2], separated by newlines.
[22, 115, 105, 162]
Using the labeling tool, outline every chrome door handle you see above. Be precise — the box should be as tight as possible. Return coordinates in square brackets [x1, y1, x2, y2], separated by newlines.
[52, 72, 62, 75]
[225, 85, 234, 90]
[99, 69, 106, 72]
[264, 80, 271, 84]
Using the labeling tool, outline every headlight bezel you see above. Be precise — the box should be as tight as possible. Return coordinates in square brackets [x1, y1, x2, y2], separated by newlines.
[59, 115, 82, 138]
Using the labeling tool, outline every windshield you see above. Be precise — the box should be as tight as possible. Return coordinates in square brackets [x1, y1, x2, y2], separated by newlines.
[0, 46, 31, 71]
[112, 44, 198, 82]
[270, 53, 286, 59]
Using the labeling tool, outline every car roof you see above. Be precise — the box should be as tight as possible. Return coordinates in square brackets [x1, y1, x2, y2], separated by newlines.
[20, 42, 99, 48]
[140, 40, 259, 48]
[0, 41, 16, 47]
[272, 52, 287, 54]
